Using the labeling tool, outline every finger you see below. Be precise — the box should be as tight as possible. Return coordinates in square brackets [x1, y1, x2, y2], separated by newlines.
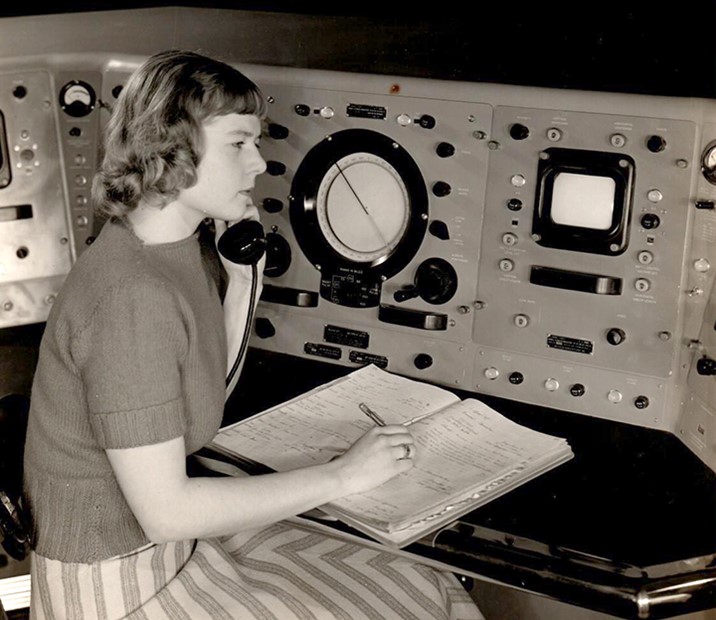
[393, 443, 416, 460]
[376, 425, 414, 436]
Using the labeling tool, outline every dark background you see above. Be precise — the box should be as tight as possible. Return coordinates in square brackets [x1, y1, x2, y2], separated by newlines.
[0, 1, 714, 98]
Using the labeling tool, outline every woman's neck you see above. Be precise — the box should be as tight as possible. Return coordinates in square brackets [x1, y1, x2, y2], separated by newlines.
[125, 200, 203, 244]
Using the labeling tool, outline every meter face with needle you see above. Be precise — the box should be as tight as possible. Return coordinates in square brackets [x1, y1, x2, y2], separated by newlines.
[316, 153, 410, 263]
[290, 128, 428, 306]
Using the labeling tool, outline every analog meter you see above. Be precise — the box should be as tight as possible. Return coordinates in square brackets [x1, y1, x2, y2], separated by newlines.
[59, 80, 96, 118]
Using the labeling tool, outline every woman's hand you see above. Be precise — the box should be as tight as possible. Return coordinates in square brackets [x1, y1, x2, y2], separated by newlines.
[330, 425, 416, 496]
[214, 206, 266, 282]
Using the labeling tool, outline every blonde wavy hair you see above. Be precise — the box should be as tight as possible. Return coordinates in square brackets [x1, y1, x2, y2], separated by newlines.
[92, 50, 267, 218]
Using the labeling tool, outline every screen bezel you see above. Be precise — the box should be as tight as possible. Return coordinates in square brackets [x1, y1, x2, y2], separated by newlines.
[532, 148, 635, 255]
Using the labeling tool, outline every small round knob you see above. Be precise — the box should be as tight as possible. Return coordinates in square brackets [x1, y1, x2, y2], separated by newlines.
[396, 113, 412, 126]
[634, 278, 651, 293]
[610, 133, 627, 148]
[432, 181, 452, 197]
[498, 259, 514, 272]
[508, 372, 524, 385]
[294, 104, 310, 116]
[509, 123, 530, 140]
[546, 127, 562, 142]
[647, 189, 663, 203]
[501, 232, 518, 247]
[436, 142, 456, 158]
[513, 314, 529, 328]
[13, 85, 27, 99]
[267, 123, 289, 140]
[570, 383, 586, 397]
[606, 328, 627, 346]
[510, 174, 526, 187]
[640, 213, 661, 230]
[646, 135, 667, 153]
[637, 250, 654, 265]
[414, 353, 434, 370]
[507, 198, 523, 211]
[417, 115, 436, 129]
[607, 389, 623, 403]
[484, 367, 499, 380]
[319, 106, 335, 119]
[694, 258, 711, 273]
[544, 378, 559, 392]
[634, 395, 650, 410]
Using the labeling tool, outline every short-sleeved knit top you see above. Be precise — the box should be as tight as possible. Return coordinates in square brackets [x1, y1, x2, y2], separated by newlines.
[23, 218, 227, 562]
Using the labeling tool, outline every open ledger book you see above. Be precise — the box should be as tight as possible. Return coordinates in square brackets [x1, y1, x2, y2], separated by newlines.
[209, 365, 574, 548]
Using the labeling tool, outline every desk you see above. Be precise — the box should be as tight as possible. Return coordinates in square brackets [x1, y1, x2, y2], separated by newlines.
[227, 349, 716, 620]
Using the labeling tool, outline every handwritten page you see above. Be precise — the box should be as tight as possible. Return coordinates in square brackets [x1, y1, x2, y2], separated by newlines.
[330, 398, 568, 529]
[213, 365, 460, 469]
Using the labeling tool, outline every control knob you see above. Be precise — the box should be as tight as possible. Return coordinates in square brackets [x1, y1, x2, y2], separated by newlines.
[393, 258, 458, 305]
[414, 353, 434, 370]
[264, 232, 292, 278]
[435, 142, 456, 158]
[432, 181, 452, 197]
[267, 123, 289, 140]
[606, 328, 626, 346]
[696, 357, 716, 376]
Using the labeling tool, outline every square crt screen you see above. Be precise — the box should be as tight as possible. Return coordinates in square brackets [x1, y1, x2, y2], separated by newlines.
[550, 172, 616, 230]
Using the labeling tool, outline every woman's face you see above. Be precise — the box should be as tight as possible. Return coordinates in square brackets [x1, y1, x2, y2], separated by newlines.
[175, 113, 266, 223]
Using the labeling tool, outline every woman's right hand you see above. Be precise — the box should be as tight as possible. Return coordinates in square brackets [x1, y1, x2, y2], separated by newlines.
[330, 425, 416, 496]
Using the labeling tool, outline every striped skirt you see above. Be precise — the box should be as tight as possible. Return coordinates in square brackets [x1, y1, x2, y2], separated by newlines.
[30, 519, 484, 619]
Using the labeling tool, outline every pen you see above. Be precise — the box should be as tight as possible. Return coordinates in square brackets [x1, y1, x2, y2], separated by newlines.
[359, 402, 386, 427]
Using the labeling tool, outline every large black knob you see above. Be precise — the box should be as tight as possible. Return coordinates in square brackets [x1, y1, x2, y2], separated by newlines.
[428, 220, 450, 240]
[414, 258, 458, 305]
[646, 135, 667, 153]
[262, 198, 284, 213]
[294, 104, 310, 116]
[264, 232, 292, 278]
[640, 213, 661, 230]
[509, 123, 530, 140]
[267, 123, 289, 140]
[414, 353, 434, 370]
[417, 115, 436, 129]
[266, 161, 286, 176]
[432, 181, 452, 197]
[606, 328, 627, 346]
[696, 357, 716, 376]
[435, 142, 455, 158]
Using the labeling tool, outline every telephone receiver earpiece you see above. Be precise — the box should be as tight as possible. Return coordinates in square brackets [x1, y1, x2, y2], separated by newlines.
[217, 219, 267, 265]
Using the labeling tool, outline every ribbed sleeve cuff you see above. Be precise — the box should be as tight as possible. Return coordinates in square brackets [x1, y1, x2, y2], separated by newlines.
[91, 398, 186, 449]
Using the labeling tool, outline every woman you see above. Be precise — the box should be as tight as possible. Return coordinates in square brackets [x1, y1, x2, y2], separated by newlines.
[24, 50, 483, 619]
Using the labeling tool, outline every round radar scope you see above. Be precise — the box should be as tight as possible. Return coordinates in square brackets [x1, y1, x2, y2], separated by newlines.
[290, 129, 428, 307]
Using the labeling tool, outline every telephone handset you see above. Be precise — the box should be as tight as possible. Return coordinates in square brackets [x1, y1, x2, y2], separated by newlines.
[217, 219, 267, 265]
